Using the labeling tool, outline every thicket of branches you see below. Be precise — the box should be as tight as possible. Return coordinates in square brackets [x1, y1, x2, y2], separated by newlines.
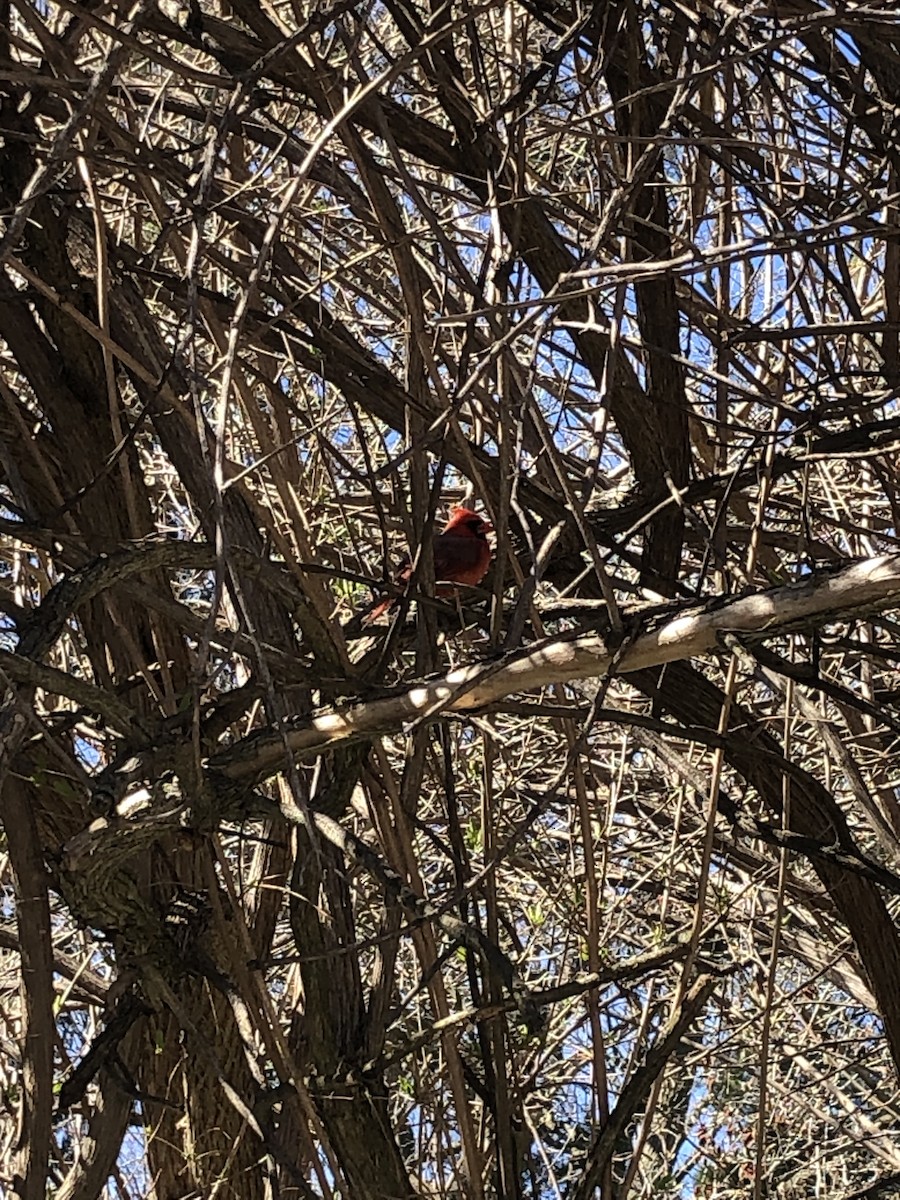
[2, 1, 900, 1197]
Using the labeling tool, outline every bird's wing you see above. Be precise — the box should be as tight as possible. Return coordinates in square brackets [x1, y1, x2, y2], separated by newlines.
[432, 533, 489, 583]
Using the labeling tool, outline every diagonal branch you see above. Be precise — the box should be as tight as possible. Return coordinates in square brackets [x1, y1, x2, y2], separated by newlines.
[571, 974, 720, 1200]
[211, 553, 900, 781]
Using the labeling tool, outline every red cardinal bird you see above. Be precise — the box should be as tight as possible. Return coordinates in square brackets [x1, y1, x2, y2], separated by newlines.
[362, 506, 493, 626]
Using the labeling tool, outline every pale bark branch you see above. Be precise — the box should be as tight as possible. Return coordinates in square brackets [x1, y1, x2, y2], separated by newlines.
[213, 553, 900, 780]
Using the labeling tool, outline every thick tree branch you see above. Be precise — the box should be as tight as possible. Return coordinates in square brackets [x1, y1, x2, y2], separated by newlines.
[212, 553, 900, 780]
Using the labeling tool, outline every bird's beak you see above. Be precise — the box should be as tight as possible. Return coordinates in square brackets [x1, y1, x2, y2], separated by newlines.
[482, 522, 494, 534]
